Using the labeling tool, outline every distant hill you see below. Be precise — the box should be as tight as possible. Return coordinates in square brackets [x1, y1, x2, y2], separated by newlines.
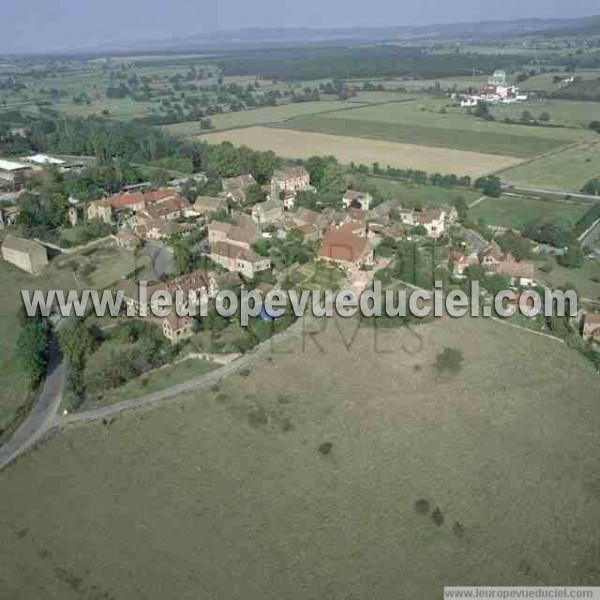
[86, 16, 600, 56]
[553, 77, 600, 102]
[536, 15, 600, 38]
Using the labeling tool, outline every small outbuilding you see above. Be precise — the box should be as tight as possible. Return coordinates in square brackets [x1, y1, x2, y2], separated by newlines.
[1, 235, 48, 274]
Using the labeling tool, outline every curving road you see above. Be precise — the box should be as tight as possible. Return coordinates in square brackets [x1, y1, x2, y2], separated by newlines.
[0, 310, 318, 470]
[0, 319, 67, 470]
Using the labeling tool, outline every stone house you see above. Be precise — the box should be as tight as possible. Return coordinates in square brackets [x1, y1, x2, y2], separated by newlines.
[210, 241, 271, 279]
[251, 197, 284, 226]
[162, 314, 195, 343]
[272, 167, 311, 194]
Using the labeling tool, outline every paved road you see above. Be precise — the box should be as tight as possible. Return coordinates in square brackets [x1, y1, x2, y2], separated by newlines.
[0, 321, 67, 470]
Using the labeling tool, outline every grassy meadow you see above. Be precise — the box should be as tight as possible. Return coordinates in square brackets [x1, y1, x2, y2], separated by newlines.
[500, 140, 600, 192]
[470, 194, 589, 229]
[0, 316, 599, 598]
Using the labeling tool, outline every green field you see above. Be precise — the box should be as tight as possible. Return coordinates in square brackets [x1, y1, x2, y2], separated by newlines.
[1, 315, 599, 598]
[501, 140, 600, 191]
[534, 258, 600, 301]
[491, 99, 600, 129]
[348, 174, 481, 206]
[272, 99, 587, 158]
[470, 194, 589, 229]
[163, 100, 351, 135]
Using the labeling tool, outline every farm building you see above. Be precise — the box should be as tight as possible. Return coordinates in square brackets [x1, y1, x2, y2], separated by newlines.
[1, 235, 48, 274]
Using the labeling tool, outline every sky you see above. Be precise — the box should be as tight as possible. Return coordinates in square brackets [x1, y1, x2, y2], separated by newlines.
[0, 0, 598, 55]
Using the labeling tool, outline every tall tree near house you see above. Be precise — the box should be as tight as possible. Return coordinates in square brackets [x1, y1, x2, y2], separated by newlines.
[171, 237, 194, 275]
[16, 318, 51, 389]
[60, 322, 97, 398]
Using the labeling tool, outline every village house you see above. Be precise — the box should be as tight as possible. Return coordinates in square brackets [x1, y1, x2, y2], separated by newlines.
[135, 219, 195, 241]
[270, 166, 313, 209]
[450, 252, 480, 277]
[251, 197, 284, 226]
[292, 223, 320, 243]
[193, 196, 228, 220]
[114, 229, 139, 251]
[342, 189, 372, 211]
[210, 242, 271, 279]
[286, 207, 328, 241]
[87, 188, 187, 226]
[492, 260, 537, 287]
[222, 174, 256, 204]
[0, 158, 31, 189]
[480, 242, 507, 268]
[1, 235, 48, 274]
[272, 166, 311, 194]
[208, 213, 269, 278]
[399, 207, 447, 239]
[117, 270, 217, 317]
[162, 313, 195, 343]
[581, 313, 600, 344]
[319, 223, 373, 269]
[208, 214, 259, 250]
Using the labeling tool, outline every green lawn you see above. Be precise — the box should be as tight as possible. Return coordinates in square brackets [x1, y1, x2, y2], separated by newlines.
[500, 140, 600, 192]
[470, 194, 589, 229]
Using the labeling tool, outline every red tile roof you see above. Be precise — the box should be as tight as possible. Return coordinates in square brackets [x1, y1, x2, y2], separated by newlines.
[320, 226, 369, 264]
[91, 188, 180, 210]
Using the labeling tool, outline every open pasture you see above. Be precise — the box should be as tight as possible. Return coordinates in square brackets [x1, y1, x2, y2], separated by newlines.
[0, 316, 599, 598]
[469, 194, 589, 229]
[501, 140, 600, 192]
